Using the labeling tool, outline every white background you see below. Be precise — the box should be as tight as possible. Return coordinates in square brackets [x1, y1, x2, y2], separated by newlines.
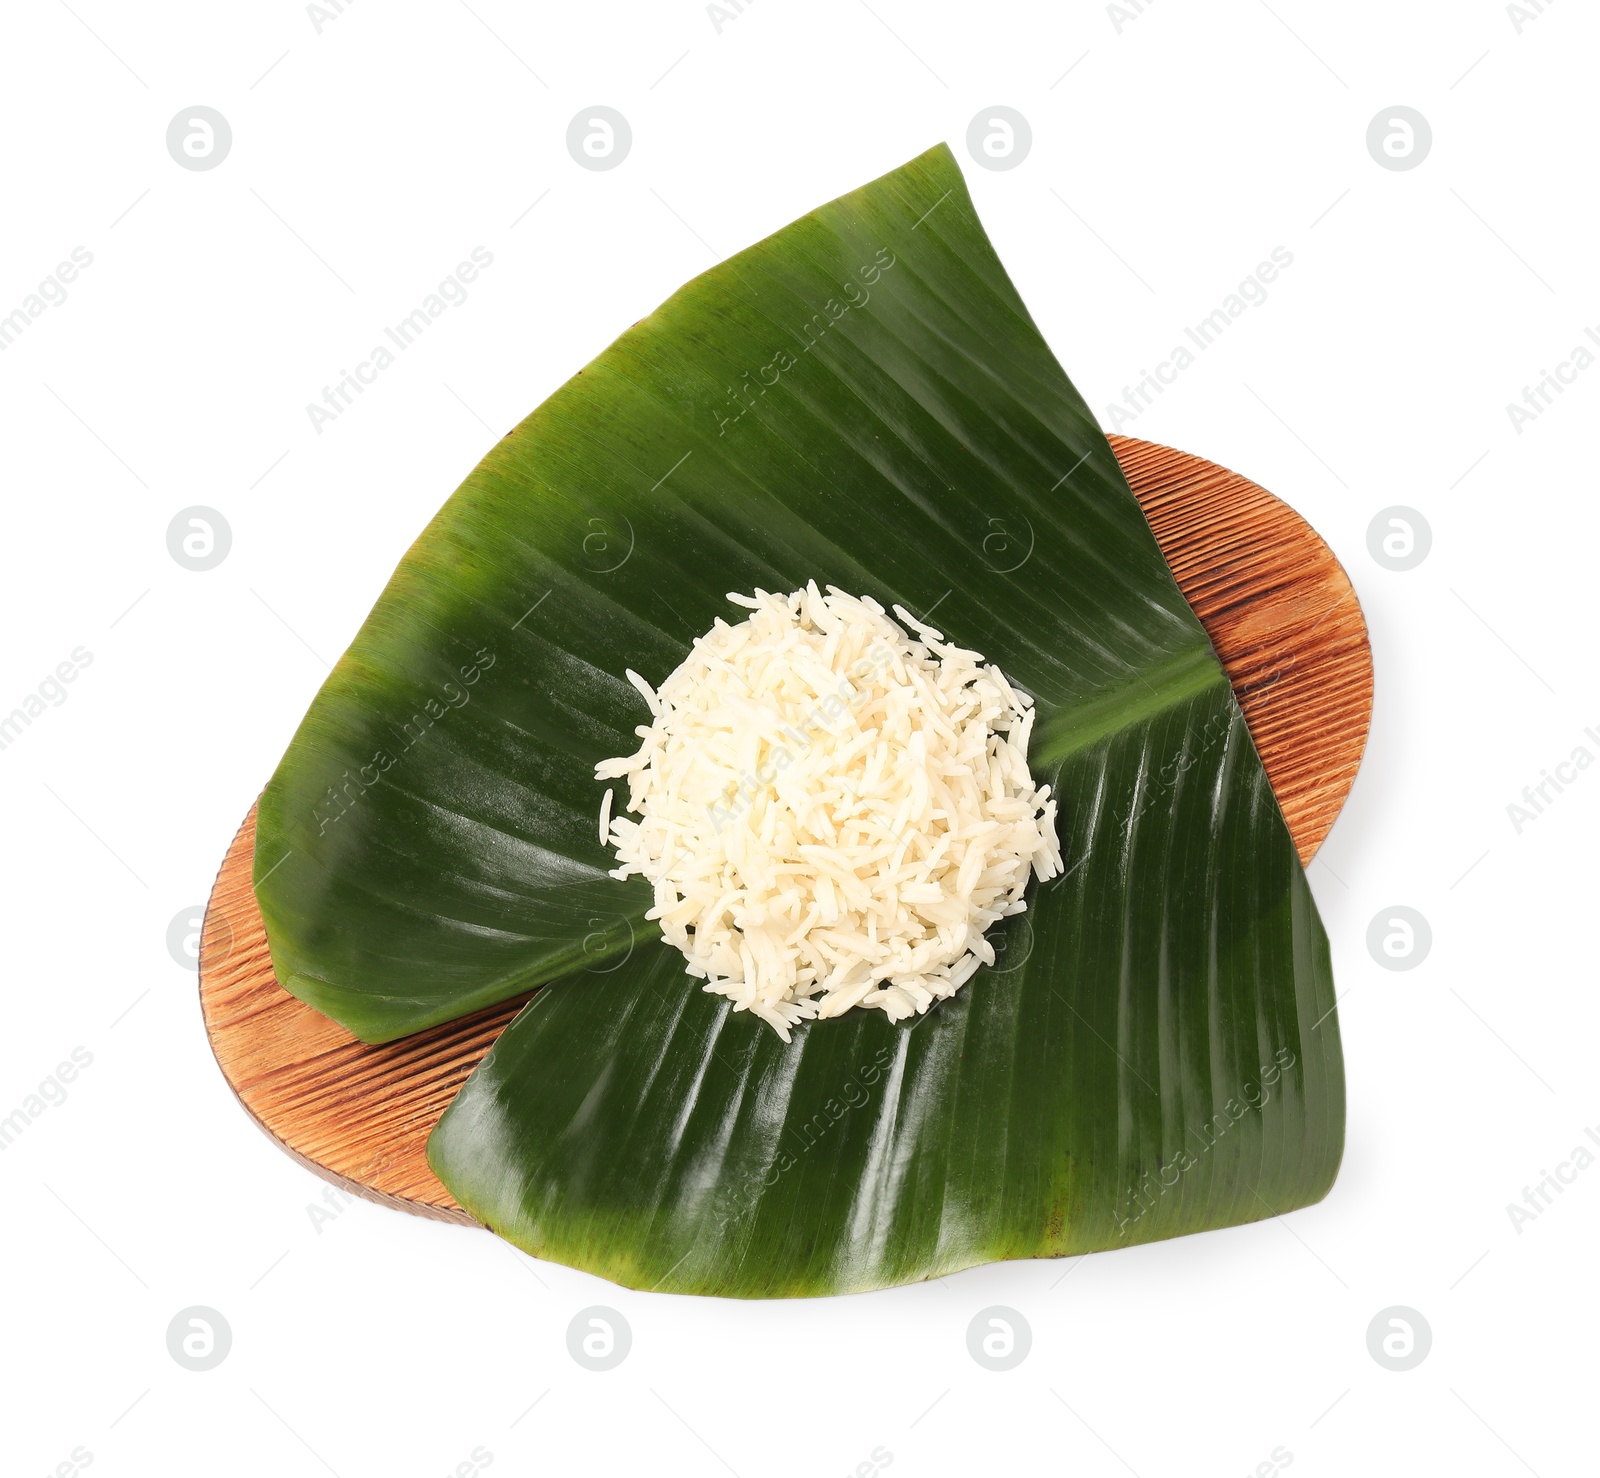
[2, 1, 1596, 1474]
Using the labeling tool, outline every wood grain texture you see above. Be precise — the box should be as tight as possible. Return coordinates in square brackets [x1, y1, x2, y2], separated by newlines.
[198, 437, 1373, 1223]
[1108, 436, 1372, 861]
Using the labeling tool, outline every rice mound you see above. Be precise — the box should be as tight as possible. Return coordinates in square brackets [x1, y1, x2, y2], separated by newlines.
[595, 583, 1063, 1039]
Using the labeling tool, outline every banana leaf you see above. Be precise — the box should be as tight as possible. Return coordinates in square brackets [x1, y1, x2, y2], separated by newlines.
[256, 143, 1344, 1297]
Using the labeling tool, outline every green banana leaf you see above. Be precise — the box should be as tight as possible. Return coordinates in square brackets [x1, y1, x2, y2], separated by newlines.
[256, 143, 1344, 1297]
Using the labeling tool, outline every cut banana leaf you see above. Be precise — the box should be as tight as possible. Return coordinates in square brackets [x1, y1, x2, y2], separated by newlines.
[429, 702, 1340, 1297]
[257, 142, 1343, 1294]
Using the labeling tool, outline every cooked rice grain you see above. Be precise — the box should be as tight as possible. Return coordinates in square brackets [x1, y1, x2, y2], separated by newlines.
[595, 583, 1062, 1039]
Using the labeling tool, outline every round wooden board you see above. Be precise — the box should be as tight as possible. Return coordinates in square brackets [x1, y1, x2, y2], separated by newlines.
[199, 436, 1373, 1224]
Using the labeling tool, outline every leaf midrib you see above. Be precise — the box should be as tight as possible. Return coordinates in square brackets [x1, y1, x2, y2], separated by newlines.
[1031, 644, 1226, 768]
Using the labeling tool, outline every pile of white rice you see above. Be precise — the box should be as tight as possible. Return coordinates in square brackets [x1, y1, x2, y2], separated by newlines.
[595, 583, 1062, 1039]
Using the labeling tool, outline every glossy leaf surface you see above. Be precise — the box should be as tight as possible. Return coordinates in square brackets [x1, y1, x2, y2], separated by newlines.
[256, 144, 1343, 1294]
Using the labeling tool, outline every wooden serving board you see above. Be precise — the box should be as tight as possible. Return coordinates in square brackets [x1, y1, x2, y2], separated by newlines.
[199, 436, 1373, 1223]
